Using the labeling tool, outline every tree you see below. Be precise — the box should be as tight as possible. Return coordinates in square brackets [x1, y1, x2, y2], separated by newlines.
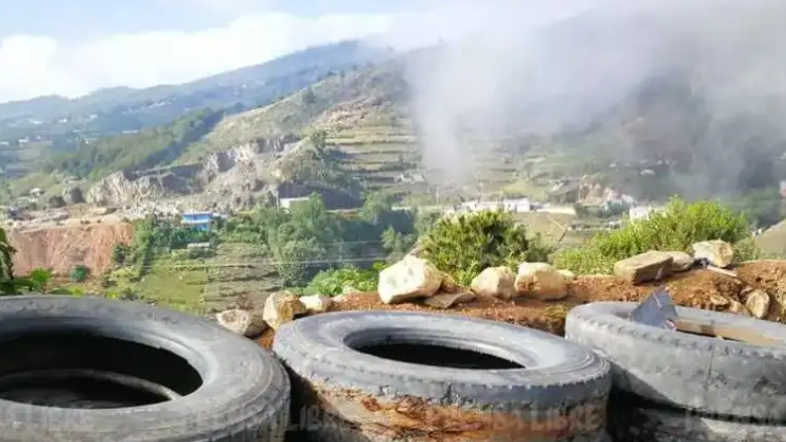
[0, 228, 16, 294]
[301, 87, 317, 105]
[112, 244, 130, 266]
[267, 196, 337, 286]
[309, 129, 328, 155]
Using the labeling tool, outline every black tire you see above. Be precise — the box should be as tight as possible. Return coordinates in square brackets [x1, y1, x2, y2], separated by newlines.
[273, 310, 611, 442]
[566, 301, 786, 420]
[608, 392, 786, 442]
[0, 295, 290, 442]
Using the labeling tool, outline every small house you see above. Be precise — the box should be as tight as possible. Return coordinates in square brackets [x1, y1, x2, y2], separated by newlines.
[280, 197, 311, 211]
[629, 205, 664, 222]
[181, 212, 213, 232]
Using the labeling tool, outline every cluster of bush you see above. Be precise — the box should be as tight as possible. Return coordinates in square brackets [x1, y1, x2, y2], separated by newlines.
[0, 195, 766, 299]
[308, 197, 763, 294]
[554, 198, 759, 274]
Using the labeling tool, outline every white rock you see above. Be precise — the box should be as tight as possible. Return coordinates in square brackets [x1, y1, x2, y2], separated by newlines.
[692, 240, 735, 268]
[665, 251, 694, 272]
[613, 251, 673, 285]
[514, 262, 568, 301]
[342, 285, 361, 295]
[470, 266, 517, 300]
[263, 292, 308, 330]
[423, 292, 476, 309]
[744, 289, 771, 319]
[727, 300, 751, 316]
[300, 294, 333, 314]
[377, 256, 444, 304]
[558, 269, 576, 281]
[216, 309, 267, 337]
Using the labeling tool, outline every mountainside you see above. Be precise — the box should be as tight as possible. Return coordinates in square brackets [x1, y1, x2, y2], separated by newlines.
[0, 40, 395, 177]
[7, 0, 786, 213]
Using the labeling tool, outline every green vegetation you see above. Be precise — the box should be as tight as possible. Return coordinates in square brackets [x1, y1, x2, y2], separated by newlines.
[70, 265, 90, 283]
[45, 109, 224, 179]
[303, 264, 384, 297]
[420, 210, 554, 285]
[218, 192, 423, 286]
[0, 228, 16, 294]
[554, 198, 756, 274]
[0, 41, 389, 177]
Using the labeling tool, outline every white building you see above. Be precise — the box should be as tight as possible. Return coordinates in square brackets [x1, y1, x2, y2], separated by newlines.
[629, 205, 664, 221]
[280, 197, 311, 211]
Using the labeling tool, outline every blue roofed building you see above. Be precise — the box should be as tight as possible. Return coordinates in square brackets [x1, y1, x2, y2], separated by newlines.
[181, 211, 214, 232]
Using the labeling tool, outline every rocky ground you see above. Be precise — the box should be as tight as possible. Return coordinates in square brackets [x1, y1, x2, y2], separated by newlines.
[255, 260, 786, 349]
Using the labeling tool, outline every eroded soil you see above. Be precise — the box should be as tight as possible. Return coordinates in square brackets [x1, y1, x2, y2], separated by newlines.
[257, 261, 786, 350]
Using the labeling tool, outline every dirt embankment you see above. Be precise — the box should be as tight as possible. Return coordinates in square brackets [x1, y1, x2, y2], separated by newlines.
[8, 223, 135, 276]
[258, 260, 786, 349]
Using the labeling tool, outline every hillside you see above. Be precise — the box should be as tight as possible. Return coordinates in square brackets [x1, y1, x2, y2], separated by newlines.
[0, 40, 395, 177]
[7, 0, 786, 215]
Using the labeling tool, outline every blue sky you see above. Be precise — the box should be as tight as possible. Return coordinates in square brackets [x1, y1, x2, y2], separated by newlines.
[0, 0, 599, 102]
[0, 0, 435, 41]
[0, 0, 465, 102]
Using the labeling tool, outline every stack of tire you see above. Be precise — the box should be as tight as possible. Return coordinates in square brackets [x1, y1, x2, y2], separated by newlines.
[273, 310, 614, 441]
[566, 301, 786, 442]
[0, 295, 291, 442]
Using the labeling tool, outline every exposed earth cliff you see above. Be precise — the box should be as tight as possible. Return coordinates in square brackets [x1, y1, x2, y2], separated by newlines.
[8, 222, 134, 275]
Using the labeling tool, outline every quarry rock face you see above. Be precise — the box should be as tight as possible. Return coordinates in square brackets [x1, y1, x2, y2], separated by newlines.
[7, 223, 134, 275]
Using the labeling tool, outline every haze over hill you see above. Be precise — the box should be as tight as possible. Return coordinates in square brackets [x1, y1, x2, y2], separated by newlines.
[0, 40, 395, 176]
[4, 0, 786, 216]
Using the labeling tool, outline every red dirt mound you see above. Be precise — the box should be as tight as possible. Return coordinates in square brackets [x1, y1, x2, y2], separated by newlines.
[257, 260, 786, 350]
[8, 223, 135, 276]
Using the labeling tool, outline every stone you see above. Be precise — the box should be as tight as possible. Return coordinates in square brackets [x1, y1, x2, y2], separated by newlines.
[470, 266, 517, 300]
[216, 309, 267, 337]
[692, 240, 735, 268]
[440, 273, 462, 294]
[665, 251, 694, 272]
[709, 294, 731, 307]
[613, 251, 673, 285]
[342, 285, 361, 295]
[300, 294, 333, 314]
[727, 300, 751, 316]
[515, 262, 568, 301]
[744, 289, 771, 319]
[263, 292, 308, 330]
[558, 269, 576, 281]
[423, 292, 476, 309]
[377, 256, 444, 304]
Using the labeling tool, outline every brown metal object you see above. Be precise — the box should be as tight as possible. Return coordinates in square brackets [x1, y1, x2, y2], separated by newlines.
[294, 379, 607, 441]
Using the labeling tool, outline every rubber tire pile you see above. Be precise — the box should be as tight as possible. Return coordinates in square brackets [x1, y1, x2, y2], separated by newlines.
[566, 302, 786, 442]
[273, 310, 613, 442]
[4, 295, 786, 441]
[0, 295, 290, 442]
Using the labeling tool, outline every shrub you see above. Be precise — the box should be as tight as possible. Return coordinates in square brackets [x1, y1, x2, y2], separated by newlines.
[420, 210, 554, 285]
[70, 265, 91, 283]
[554, 197, 755, 275]
[303, 264, 382, 296]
